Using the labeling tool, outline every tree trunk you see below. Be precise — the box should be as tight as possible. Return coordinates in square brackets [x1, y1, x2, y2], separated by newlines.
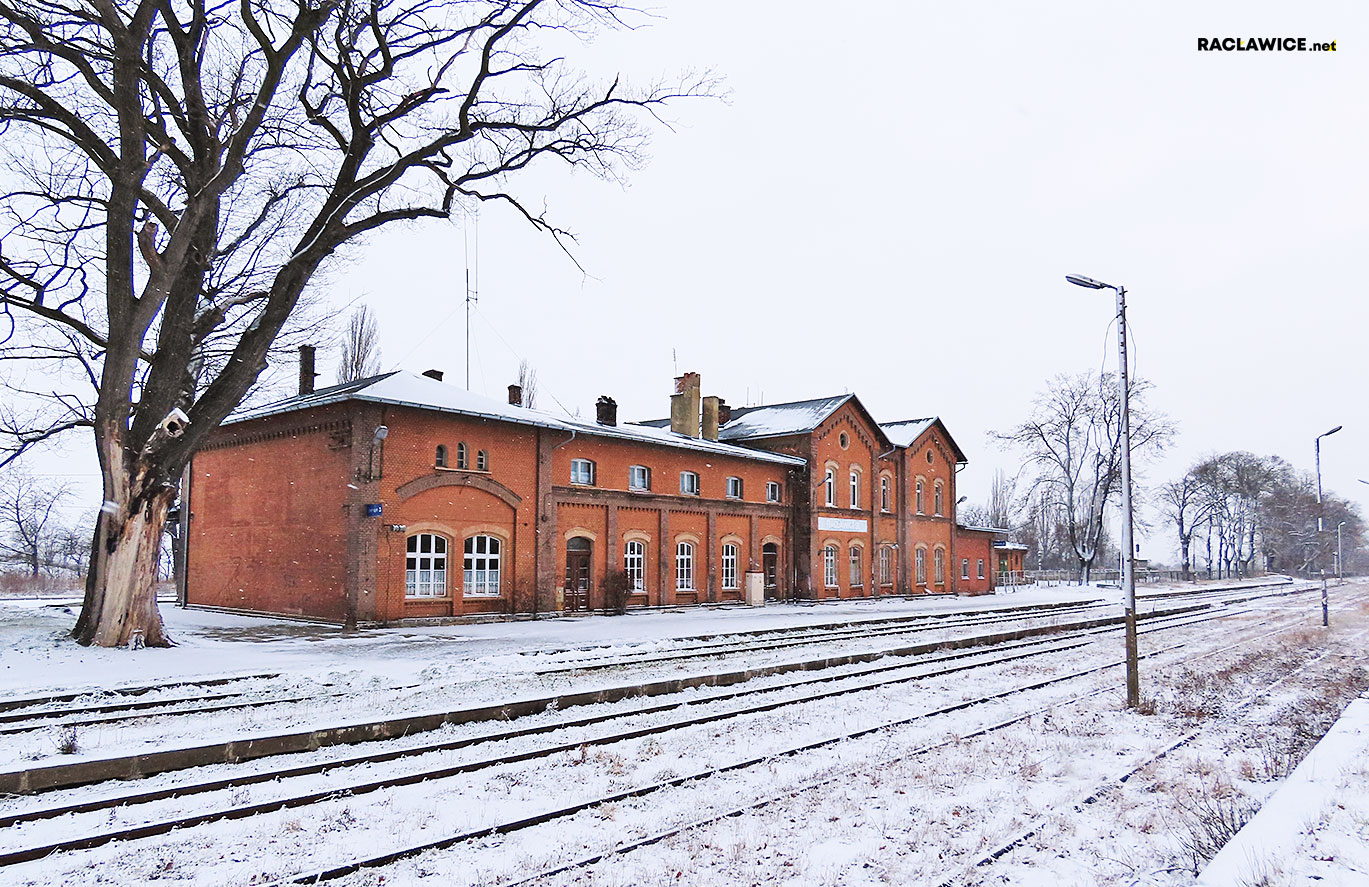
[1180, 536, 1191, 581]
[71, 485, 175, 648]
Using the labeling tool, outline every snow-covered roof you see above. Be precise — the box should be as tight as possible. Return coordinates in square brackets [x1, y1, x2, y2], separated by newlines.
[957, 524, 1011, 534]
[227, 371, 805, 466]
[717, 394, 853, 441]
[879, 416, 968, 464]
[993, 541, 1030, 551]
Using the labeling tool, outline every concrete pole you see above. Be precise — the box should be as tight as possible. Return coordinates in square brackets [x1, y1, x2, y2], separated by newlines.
[1116, 285, 1139, 708]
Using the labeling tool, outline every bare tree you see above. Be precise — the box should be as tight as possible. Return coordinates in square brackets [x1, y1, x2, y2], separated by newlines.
[0, 469, 70, 576]
[0, 0, 711, 646]
[516, 358, 539, 409]
[998, 371, 1173, 583]
[1159, 468, 1213, 580]
[337, 305, 381, 383]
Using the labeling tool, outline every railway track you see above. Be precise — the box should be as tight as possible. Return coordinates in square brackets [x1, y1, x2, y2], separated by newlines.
[0, 583, 1339, 882]
[0, 578, 1302, 744]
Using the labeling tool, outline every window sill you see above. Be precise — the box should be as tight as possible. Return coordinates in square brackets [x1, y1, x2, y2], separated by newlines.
[435, 466, 490, 475]
[405, 595, 450, 601]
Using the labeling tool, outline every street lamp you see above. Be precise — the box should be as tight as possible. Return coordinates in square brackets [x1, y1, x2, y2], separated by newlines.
[1314, 425, 1340, 627]
[1066, 273, 1139, 709]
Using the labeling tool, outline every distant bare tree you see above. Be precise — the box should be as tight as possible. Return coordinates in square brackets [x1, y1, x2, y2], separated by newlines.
[517, 359, 539, 409]
[0, 0, 713, 645]
[998, 372, 1173, 583]
[0, 470, 70, 576]
[337, 306, 381, 384]
[1159, 468, 1214, 580]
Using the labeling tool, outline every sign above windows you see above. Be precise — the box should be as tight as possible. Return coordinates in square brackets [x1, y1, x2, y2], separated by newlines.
[818, 516, 867, 533]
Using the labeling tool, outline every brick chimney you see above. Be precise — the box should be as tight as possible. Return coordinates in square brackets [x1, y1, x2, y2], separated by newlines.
[701, 395, 720, 441]
[596, 395, 618, 427]
[718, 399, 732, 426]
[508, 384, 522, 406]
[298, 345, 317, 396]
[670, 372, 701, 437]
[422, 369, 443, 381]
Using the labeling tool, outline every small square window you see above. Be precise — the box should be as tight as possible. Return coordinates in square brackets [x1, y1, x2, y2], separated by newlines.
[680, 471, 700, 496]
[570, 459, 595, 485]
[726, 477, 743, 499]
[629, 465, 651, 491]
[766, 482, 781, 503]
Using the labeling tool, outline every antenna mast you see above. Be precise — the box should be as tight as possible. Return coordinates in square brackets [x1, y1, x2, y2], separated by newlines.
[465, 212, 479, 389]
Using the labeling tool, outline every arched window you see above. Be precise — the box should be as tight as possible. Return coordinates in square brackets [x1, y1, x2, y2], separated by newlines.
[849, 546, 863, 587]
[934, 481, 944, 516]
[435, 445, 448, 468]
[463, 535, 501, 596]
[880, 475, 891, 512]
[721, 543, 739, 589]
[915, 547, 927, 585]
[824, 468, 836, 507]
[406, 534, 447, 597]
[934, 548, 946, 585]
[849, 470, 860, 510]
[456, 442, 468, 470]
[915, 478, 925, 514]
[676, 541, 695, 590]
[476, 449, 489, 471]
[823, 545, 838, 587]
[625, 540, 646, 592]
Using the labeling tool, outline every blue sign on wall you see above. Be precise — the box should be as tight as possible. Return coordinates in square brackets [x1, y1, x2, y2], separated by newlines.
[365, 504, 383, 517]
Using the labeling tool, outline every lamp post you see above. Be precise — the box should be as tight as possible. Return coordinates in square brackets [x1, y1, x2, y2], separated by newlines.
[1066, 273, 1138, 708]
[1314, 425, 1340, 627]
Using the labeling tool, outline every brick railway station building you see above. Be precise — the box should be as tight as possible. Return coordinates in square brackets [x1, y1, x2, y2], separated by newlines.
[186, 362, 1018, 625]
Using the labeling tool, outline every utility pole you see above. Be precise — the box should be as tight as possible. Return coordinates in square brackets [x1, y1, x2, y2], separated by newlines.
[1314, 425, 1341, 627]
[1066, 274, 1139, 708]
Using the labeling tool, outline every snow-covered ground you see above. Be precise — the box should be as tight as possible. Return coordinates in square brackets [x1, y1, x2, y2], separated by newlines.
[0, 578, 1363, 887]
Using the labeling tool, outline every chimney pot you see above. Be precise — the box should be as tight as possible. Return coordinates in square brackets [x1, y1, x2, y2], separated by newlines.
[299, 345, 317, 396]
[718, 399, 732, 426]
[508, 384, 523, 406]
[422, 369, 444, 381]
[596, 395, 618, 427]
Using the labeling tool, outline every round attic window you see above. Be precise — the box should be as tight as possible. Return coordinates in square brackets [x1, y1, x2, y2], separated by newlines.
[839, 432, 849, 449]
[926, 449, 934, 464]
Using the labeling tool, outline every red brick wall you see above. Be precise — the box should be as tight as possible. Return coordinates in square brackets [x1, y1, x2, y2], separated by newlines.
[903, 426, 957, 593]
[955, 529, 996, 594]
[187, 405, 353, 621]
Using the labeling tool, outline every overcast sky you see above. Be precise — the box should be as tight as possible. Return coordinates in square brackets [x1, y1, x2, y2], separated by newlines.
[24, 1, 1369, 562]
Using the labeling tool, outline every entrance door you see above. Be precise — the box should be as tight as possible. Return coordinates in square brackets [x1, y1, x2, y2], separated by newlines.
[763, 543, 780, 600]
[565, 537, 593, 611]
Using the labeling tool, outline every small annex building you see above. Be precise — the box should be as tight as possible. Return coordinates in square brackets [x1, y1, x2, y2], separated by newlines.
[186, 365, 1015, 625]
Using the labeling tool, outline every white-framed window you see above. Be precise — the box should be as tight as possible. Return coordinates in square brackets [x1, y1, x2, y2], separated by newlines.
[435, 445, 448, 468]
[726, 476, 743, 499]
[680, 471, 700, 495]
[823, 545, 838, 587]
[406, 534, 447, 597]
[879, 547, 892, 585]
[456, 442, 468, 469]
[880, 475, 891, 512]
[915, 548, 927, 585]
[721, 543, 739, 589]
[676, 541, 695, 590]
[463, 535, 501, 596]
[766, 481, 781, 503]
[849, 470, 860, 509]
[962, 558, 970, 580]
[934, 481, 944, 516]
[915, 478, 925, 514]
[934, 548, 946, 585]
[629, 465, 651, 491]
[824, 468, 836, 507]
[625, 540, 646, 592]
[849, 546, 863, 587]
[570, 458, 595, 485]
[476, 449, 489, 471]
[978, 559, 985, 580]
